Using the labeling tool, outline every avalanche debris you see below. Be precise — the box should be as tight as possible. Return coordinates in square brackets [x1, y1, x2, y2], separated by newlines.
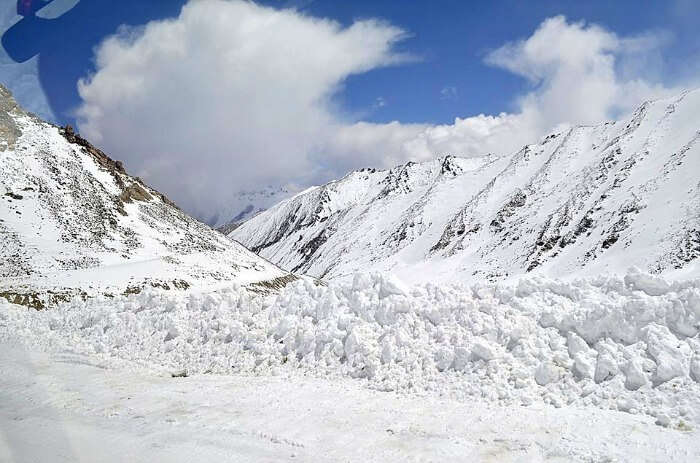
[3, 269, 699, 428]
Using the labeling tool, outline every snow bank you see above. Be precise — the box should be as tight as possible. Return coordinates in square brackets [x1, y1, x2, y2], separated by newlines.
[2, 269, 699, 428]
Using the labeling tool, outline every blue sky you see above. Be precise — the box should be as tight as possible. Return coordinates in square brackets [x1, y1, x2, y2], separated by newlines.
[300, 0, 697, 124]
[2, 0, 697, 126]
[0, 0, 698, 220]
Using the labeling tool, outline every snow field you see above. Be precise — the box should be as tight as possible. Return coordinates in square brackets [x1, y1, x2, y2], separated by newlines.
[2, 269, 699, 429]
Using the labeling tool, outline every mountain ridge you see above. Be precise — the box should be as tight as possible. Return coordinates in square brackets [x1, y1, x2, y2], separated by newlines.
[230, 89, 700, 284]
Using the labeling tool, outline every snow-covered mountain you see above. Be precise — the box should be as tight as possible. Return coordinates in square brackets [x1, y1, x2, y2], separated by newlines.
[231, 89, 700, 284]
[0, 84, 291, 307]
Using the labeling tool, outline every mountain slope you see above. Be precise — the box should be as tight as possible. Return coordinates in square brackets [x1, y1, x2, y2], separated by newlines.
[231, 89, 700, 284]
[0, 85, 291, 306]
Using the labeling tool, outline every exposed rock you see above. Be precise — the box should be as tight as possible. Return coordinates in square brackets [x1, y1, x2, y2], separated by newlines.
[120, 183, 153, 204]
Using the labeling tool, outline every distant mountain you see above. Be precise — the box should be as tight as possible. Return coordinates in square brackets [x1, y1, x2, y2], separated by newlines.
[0, 84, 292, 307]
[208, 186, 293, 229]
[230, 90, 700, 284]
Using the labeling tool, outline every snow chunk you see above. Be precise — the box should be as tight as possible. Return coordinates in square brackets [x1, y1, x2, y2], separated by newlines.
[535, 362, 560, 386]
[471, 340, 497, 362]
[643, 324, 689, 385]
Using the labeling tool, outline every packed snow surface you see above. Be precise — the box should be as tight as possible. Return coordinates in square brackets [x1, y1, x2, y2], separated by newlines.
[3, 345, 699, 462]
[3, 269, 700, 433]
[231, 89, 700, 284]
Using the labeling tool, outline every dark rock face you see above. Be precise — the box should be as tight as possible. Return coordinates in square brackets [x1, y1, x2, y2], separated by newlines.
[675, 229, 700, 267]
[490, 190, 527, 232]
[4, 191, 23, 200]
[62, 124, 126, 175]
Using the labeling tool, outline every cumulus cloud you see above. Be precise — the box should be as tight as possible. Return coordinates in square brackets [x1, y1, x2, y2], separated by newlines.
[77, 0, 408, 218]
[319, 16, 686, 174]
[77, 6, 689, 221]
[485, 16, 678, 127]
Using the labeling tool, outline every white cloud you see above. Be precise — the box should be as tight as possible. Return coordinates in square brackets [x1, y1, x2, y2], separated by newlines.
[484, 16, 678, 126]
[77, 0, 408, 218]
[77, 7, 690, 221]
[320, 16, 686, 176]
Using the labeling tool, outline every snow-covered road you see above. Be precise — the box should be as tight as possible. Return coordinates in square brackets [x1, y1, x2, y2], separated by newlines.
[0, 343, 697, 462]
